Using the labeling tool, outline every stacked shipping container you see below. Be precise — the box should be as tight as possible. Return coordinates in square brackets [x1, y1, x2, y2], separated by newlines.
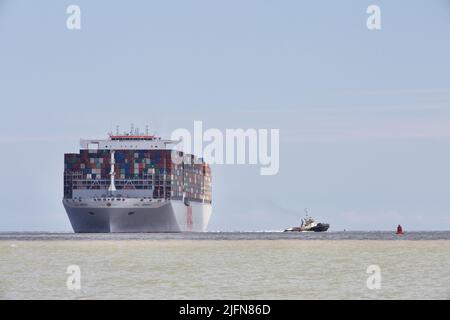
[64, 149, 212, 203]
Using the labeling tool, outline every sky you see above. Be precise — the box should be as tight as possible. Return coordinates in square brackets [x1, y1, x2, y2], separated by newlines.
[0, 0, 450, 231]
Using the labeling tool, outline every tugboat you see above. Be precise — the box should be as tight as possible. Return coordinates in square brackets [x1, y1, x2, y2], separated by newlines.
[284, 209, 330, 232]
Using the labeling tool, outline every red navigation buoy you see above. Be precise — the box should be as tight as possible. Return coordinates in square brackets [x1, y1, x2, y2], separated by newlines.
[396, 224, 404, 235]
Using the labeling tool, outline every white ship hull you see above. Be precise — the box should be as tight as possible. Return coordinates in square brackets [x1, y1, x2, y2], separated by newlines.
[63, 198, 212, 233]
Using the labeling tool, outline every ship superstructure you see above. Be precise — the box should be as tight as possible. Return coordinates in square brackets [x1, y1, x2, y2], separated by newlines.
[283, 209, 330, 232]
[63, 129, 212, 232]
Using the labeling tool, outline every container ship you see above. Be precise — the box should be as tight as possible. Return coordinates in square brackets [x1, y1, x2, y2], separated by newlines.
[63, 129, 212, 233]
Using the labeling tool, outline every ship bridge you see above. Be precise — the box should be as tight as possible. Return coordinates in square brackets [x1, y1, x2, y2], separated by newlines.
[80, 134, 176, 151]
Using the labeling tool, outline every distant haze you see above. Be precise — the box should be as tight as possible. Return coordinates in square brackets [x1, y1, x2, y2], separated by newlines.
[0, 1, 449, 231]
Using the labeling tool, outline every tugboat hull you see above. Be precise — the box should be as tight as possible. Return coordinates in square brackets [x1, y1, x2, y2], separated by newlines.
[309, 223, 330, 232]
[284, 223, 330, 232]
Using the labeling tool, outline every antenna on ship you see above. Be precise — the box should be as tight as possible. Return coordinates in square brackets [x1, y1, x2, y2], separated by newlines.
[130, 123, 134, 135]
[116, 125, 120, 135]
[146, 125, 149, 136]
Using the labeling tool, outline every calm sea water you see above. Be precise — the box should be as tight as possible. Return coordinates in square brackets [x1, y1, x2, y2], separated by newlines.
[1, 232, 449, 299]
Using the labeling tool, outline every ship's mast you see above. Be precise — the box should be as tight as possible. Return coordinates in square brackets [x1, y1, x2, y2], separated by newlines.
[108, 150, 117, 194]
